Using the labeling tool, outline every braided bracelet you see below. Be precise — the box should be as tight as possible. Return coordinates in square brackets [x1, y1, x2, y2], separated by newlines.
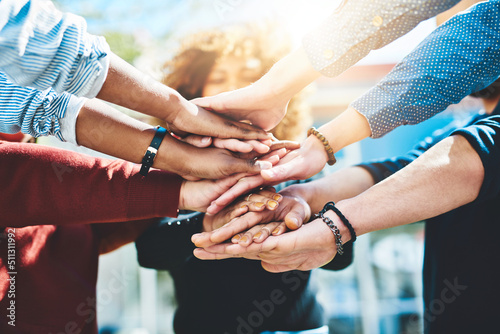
[322, 201, 357, 242]
[307, 127, 337, 166]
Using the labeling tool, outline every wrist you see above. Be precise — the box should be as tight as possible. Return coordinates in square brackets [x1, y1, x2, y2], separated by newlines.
[303, 134, 329, 167]
[268, 47, 321, 99]
[323, 209, 351, 244]
[178, 180, 188, 211]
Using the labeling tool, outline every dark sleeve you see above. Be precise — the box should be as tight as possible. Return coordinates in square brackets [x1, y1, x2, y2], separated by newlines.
[321, 241, 354, 271]
[451, 115, 500, 202]
[357, 118, 473, 183]
[0, 141, 182, 227]
[136, 212, 204, 270]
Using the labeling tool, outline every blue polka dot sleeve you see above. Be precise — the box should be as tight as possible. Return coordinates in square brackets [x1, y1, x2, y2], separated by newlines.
[352, 0, 500, 138]
[303, 0, 460, 78]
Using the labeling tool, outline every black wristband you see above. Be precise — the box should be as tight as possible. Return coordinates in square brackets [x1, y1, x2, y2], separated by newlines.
[322, 201, 357, 242]
[140, 126, 167, 177]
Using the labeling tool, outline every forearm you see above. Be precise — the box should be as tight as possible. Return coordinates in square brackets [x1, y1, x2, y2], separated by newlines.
[96, 53, 196, 123]
[337, 135, 484, 238]
[259, 47, 321, 102]
[352, 0, 500, 138]
[75, 99, 191, 173]
[284, 166, 375, 214]
[0, 142, 181, 226]
[96, 219, 158, 255]
[303, 0, 460, 77]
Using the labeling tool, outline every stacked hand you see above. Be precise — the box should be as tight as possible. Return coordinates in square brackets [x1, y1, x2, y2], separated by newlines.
[191, 186, 340, 272]
[205, 134, 328, 213]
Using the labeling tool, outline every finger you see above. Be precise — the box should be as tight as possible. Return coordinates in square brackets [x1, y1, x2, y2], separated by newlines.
[252, 222, 281, 243]
[258, 148, 288, 162]
[283, 200, 309, 230]
[238, 225, 266, 246]
[193, 248, 237, 260]
[261, 262, 296, 273]
[270, 222, 287, 236]
[212, 138, 254, 153]
[268, 141, 301, 151]
[231, 233, 244, 243]
[193, 212, 272, 248]
[207, 206, 249, 233]
[256, 187, 280, 200]
[258, 155, 280, 166]
[260, 158, 304, 182]
[182, 135, 212, 148]
[243, 193, 280, 209]
[209, 175, 267, 211]
[245, 140, 271, 154]
[191, 96, 223, 111]
[229, 157, 273, 176]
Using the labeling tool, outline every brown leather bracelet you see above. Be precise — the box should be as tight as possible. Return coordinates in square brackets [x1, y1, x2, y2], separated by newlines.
[307, 127, 337, 166]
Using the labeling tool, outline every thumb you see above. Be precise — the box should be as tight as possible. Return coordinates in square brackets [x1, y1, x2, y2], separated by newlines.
[191, 96, 225, 112]
[230, 158, 273, 176]
[182, 135, 212, 148]
[260, 158, 303, 183]
[284, 204, 306, 230]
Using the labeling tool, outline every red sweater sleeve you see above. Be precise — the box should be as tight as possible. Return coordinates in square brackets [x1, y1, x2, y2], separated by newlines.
[0, 141, 182, 227]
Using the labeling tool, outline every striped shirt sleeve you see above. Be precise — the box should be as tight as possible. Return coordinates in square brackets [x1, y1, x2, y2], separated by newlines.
[0, 71, 84, 143]
[0, 0, 110, 98]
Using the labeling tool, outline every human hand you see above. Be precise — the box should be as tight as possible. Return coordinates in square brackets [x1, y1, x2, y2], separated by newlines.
[192, 189, 310, 248]
[157, 133, 280, 180]
[180, 135, 299, 155]
[202, 188, 282, 233]
[192, 81, 289, 131]
[98, 54, 270, 142]
[205, 135, 325, 213]
[194, 217, 337, 273]
[191, 48, 321, 131]
[166, 102, 272, 141]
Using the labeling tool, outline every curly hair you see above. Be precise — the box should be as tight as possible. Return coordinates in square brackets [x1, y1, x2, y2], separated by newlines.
[158, 23, 312, 141]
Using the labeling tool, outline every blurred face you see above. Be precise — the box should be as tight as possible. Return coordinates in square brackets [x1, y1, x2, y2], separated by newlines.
[202, 55, 263, 97]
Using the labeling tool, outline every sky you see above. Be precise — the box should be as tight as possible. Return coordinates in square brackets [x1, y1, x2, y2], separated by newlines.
[55, 0, 436, 65]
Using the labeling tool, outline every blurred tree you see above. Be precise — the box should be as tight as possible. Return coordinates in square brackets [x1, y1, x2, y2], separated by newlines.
[103, 31, 141, 64]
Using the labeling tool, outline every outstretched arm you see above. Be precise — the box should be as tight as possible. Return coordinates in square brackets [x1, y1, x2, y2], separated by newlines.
[251, 0, 500, 186]
[193, 0, 460, 130]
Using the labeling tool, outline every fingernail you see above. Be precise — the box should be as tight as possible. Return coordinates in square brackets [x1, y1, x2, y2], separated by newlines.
[289, 217, 299, 227]
[232, 235, 241, 242]
[272, 228, 280, 235]
[253, 232, 262, 240]
[273, 194, 282, 201]
[255, 161, 272, 170]
[255, 202, 265, 208]
[201, 137, 211, 144]
[240, 235, 249, 243]
[240, 204, 248, 209]
[268, 200, 278, 209]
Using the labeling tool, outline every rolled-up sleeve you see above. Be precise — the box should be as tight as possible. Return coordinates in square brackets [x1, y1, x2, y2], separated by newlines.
[351, 0, 500, 138]
[303, 0, 459, 78]
[0, 71, 84, 143]
[0, 0, 110, 98]
[452, 115, 500, 203]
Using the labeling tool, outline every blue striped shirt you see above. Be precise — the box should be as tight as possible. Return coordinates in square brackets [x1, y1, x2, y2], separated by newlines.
[0, 0, 109, 140]
[0, 71, 84, 142]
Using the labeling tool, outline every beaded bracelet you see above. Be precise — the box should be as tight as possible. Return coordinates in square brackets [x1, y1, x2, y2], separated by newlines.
[307, 127, 337, 166]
